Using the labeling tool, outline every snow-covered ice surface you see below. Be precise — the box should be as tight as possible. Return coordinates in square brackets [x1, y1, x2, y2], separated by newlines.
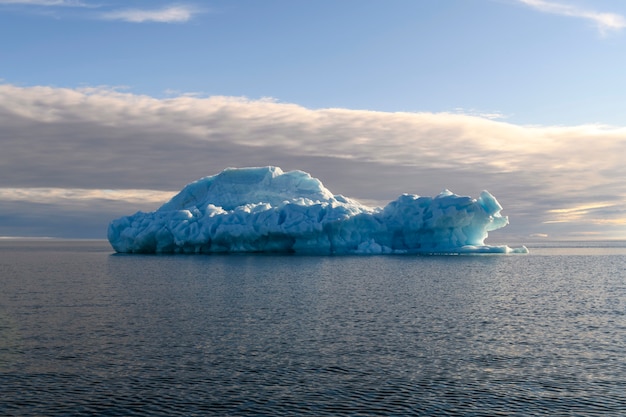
[108, 167, 528, 254]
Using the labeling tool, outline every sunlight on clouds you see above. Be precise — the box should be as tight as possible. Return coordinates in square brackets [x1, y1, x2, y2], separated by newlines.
[101, 5, 200, 23]
[544, 202, 626, 225]
[2, 84, 626, 179]
[547, 202, 615, 214]
[518, 0, 626, 35]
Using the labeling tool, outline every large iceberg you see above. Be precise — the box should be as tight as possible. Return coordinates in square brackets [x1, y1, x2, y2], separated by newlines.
[108, 166, 528, 254]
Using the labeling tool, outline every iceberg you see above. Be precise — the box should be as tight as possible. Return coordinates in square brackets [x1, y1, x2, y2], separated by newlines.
[108, 166, 528, 254]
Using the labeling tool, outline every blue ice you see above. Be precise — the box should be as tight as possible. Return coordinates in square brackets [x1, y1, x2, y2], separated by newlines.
[108, 166, 528, 254]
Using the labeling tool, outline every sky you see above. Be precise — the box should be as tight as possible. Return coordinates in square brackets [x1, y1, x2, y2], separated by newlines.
[1, 0, 626, 241]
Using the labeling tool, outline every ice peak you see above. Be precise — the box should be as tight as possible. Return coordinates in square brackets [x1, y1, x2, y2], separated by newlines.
[158, 166, 336, 212]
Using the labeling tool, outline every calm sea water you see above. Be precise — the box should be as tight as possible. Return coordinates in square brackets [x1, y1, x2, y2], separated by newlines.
[1, 240, 625, 416]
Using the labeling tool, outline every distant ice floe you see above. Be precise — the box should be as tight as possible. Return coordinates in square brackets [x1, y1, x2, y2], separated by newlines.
[108, 166, 528, 255]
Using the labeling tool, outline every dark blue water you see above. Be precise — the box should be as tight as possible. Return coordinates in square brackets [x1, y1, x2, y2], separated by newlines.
[1, 240, 625, 416]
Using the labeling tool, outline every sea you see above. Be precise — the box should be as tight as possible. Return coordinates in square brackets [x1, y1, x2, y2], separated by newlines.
[1, 239, 625, 416]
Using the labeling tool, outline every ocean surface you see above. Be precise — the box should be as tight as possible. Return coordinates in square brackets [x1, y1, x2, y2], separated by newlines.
[1, 239, 625, 416]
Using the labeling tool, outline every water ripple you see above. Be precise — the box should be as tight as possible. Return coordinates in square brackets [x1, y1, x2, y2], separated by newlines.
[1, 242, 626, 416]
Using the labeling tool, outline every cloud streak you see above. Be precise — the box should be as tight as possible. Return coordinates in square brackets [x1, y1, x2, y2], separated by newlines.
[0, 187, 175, 206]
[1, 83, 625, 239]
[101, 5, 200, 23]
[518, 0, 626, 35]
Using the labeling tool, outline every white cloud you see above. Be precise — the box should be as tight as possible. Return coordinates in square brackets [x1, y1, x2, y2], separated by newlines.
[101, 5, 199, 23]
[1, 83, 625, 239]
[518, 0, 626, 35]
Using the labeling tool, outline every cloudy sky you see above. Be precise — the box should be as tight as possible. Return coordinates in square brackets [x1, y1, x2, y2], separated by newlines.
[1, 0, 625, 241]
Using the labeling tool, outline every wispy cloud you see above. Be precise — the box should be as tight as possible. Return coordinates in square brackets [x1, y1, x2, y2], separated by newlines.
[0, 187, 176, 205]
[0, 1, 202, 23]
[518, 0, 626, 35]
[453, 107, 509, 120]
[101, 5, 200, 23]
[1, 84, 625, 239]
[0, 0, 91, 6]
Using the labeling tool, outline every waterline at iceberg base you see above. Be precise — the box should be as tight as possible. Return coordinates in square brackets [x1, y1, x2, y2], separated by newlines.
[107, 167, 528, 255]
